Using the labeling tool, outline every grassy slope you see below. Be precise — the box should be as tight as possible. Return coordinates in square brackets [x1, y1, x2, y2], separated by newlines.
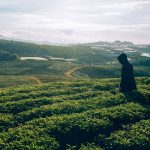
[0, 77, 150, 150]
[72, 65, 150, 79]
[0, 39, 75, 58]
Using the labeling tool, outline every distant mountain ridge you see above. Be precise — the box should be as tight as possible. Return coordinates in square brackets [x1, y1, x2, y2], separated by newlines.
[0, 34, 11, 40]
[0, 35, 149, 46]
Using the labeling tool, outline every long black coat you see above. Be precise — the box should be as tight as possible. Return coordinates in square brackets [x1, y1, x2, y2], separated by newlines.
[120, 62, 137, 92]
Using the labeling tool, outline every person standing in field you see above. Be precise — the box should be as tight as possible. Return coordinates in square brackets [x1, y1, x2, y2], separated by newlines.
[117, 53, 137, 92]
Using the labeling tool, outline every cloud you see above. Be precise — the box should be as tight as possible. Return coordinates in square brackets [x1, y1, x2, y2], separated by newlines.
[59, 29, 75, 35]
[13, 30, 34, 36]
[0, 0, 150, 44]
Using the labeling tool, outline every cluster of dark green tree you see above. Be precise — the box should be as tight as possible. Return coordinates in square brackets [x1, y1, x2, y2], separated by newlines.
[0, 39, 75, 58]
[0, 50, 18, 61]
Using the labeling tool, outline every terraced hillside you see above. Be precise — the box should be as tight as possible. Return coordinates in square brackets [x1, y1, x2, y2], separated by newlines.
[0, 78, 150, 150]
[72, 65, 150, 79]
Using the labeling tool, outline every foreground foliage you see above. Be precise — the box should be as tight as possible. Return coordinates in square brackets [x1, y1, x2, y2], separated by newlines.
[0, 77, 150, 149]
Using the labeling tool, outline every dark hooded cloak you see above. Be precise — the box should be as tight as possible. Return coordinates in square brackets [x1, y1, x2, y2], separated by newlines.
[118, 53, 137, 92]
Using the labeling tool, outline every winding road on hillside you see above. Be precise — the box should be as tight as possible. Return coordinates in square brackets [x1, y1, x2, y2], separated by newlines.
[64, 65, 88, 79]
[29, 76, 43, 84]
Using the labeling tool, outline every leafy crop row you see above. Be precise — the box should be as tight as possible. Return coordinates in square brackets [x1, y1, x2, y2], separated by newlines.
[107, 119, 150, 150]
[0, 77, 149, 149]
[0, 102, 149, 149]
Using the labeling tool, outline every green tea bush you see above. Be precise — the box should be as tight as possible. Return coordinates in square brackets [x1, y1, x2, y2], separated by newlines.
[0, 77, 149, 149]
[107, 119, 150, 150]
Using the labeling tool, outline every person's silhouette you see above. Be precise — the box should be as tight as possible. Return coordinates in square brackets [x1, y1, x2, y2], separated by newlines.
[117, 53, 137, 92]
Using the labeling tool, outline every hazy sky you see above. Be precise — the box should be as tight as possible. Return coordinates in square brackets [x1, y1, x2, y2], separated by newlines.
[0, 0, 150, 44]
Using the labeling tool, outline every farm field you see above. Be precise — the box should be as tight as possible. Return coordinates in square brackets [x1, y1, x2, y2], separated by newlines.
[72, 65, 150, 79]
[0, 77, 150, 150]
[1, 39, 150, 85]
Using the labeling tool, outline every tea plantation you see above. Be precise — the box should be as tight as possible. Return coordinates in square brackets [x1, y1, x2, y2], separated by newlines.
[0, 77, 150, 150]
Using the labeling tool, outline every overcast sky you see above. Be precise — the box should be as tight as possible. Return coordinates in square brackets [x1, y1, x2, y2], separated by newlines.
[0, 0, 150, 44]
